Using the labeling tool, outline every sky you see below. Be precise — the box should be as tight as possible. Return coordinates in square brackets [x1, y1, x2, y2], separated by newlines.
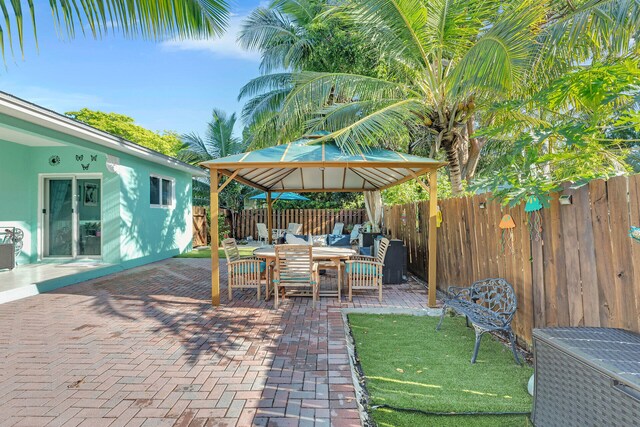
[0, 1, 265, 138]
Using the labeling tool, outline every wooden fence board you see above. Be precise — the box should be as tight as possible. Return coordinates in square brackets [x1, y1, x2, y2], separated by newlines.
[628, 175, 640, 328]
[559, 185, 584, 327]
[608, 176, 637, 331]
[574, 185, 600, 327]
[590, 179, 617, 327]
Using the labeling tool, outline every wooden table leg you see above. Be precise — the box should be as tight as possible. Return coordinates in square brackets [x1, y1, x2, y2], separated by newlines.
[336, 258, 342, 303]
[265, 259, 274, 301]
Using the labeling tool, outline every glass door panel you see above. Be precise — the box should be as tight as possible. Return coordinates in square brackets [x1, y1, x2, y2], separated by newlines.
[47, 179, 73, 256]
[77, 179, 101, 256]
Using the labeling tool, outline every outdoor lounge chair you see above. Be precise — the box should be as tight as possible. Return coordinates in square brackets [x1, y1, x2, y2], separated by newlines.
[332, 222, 344, 235]
[273, 244, 319, 309]
[345, 237, 390, 302]
[349, 224, 362, 245]
[286, 223, 303, 235]
[222, 238, 267, 301]
[256, 223, 269, 245]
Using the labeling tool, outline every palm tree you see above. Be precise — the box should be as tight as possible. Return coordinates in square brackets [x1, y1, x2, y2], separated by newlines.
[254, 0, 640, 195]
[180, 109, 245, 163]
[238, 0, 322, 74]
[179, 109, 249, 231]
[237, 0, 382, 148]
[0, 0, 229, 59]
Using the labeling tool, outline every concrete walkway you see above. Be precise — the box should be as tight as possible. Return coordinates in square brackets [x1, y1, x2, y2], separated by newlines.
[0, 258, 437, 427]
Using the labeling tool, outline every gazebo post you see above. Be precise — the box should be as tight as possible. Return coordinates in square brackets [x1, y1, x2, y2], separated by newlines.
[428, 171, 438, 307]
[266, 191, 273, 244]
[210, 168, 220, 306]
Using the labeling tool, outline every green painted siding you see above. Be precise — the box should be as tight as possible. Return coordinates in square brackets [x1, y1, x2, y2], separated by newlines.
[0, 115, 193, 269]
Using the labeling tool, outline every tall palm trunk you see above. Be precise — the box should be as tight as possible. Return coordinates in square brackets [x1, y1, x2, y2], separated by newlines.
[443, 131, 464, 195]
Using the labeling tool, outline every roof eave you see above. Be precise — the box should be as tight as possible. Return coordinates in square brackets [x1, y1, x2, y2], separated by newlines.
[0, 91, 207, 178]
[201, 161, 448, 170]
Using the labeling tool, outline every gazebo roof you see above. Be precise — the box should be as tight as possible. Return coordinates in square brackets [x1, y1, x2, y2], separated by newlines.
[201, 132, 446, 192]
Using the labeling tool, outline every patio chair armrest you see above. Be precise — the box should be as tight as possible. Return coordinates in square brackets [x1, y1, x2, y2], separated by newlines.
[349, 255, 376, 262]
[344, 259, 384, 277]
[447, 286, 472, 300]
[345, 259, 382, 267]
[228, 259, 261, 267]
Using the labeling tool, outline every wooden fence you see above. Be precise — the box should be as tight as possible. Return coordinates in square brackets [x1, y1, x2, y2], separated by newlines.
[232, 208, 366, 240]
[385, 175, 640, 346]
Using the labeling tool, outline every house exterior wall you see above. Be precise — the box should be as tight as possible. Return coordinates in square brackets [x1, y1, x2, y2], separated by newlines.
[0, 115, 193, 268]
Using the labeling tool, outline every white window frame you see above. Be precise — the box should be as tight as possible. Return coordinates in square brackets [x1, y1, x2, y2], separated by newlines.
[150, 174, 175, 208]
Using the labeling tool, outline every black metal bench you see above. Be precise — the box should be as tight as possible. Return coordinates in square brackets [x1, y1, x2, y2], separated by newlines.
[436, 278, 521, 364]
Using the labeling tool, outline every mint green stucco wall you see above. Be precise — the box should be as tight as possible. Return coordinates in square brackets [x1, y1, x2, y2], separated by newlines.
[0, 141, 36, 263]
[0, 115, 193, 268]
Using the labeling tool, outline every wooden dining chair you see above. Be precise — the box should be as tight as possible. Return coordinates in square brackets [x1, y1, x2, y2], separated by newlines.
[344, 237, 390, 302]
[222, 238, 267, 301]
[273, 244, 319, 309]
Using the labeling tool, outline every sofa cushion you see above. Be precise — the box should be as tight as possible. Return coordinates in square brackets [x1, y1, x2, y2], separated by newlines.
[285, 233, 311, 245]
[327, 234, 350, 247]
[345, 262, 381, 276]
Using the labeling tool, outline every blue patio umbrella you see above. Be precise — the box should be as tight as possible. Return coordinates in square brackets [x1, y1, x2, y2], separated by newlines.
[249, 192, 309, 201]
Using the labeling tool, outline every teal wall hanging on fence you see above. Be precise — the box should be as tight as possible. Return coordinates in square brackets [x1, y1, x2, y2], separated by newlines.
[525, 196, 543, 241]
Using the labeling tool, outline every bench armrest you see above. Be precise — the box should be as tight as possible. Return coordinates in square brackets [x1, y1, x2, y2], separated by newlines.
[447, 286, 472, 300]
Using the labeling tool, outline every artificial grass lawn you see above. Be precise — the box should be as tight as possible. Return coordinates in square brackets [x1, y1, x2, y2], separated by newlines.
[348, 314, 533, 426]
[175, 246, 255, 259]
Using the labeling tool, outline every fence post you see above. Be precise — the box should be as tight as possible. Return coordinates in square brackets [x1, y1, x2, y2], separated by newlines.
[428, 172, 438, 308]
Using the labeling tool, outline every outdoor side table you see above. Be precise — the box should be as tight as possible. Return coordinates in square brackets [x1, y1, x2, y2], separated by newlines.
[533, 327, 640, 426]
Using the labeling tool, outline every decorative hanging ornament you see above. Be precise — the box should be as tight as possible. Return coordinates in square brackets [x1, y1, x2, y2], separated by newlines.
[499, 214, 516, 255]
[525, 195, 543, 241]
[630, 226, 640, 243]
[436, 206, 443, 228]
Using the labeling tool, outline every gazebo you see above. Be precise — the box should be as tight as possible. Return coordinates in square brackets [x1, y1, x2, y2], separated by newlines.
[200, 132, 446, 307]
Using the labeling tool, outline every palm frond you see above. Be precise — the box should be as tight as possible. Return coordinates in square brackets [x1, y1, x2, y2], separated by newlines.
[306, 99, 411, 134]
[237, 72, 293, 100]
[246, 113, 281, 149]
[242, 87, 291, 126]
[313, 98, 424, 153]
[0, 0, 229, 59]
[423, 0, 501, 60]
[546, 0, 640, 57]
[277, 71, 411, 142]
[350, 0, 430, 70]
[449, 0, 545, 96]
[238, 6, 310, 73]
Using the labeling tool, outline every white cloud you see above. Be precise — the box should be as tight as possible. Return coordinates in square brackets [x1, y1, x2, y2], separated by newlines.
[160, 14, 260, 62]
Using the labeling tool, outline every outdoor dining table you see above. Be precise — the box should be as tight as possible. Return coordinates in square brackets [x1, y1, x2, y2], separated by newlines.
[253, 246, 357, 300]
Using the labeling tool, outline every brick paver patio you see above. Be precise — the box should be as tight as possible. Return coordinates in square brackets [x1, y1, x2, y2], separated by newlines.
[0, 258, 435, 427]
